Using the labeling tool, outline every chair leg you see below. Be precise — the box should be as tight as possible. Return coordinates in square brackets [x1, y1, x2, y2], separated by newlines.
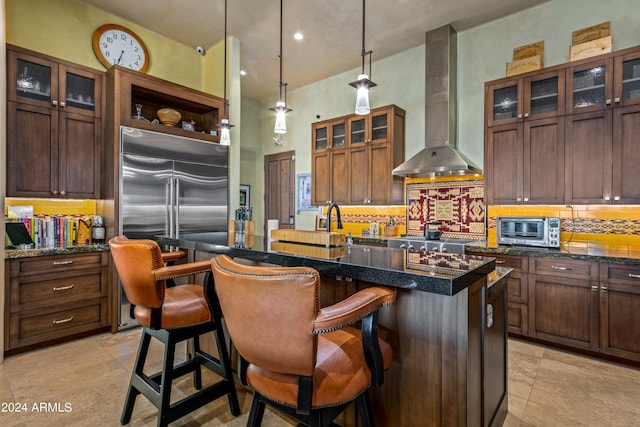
[120, 329, 151, 425]
[247, 392, 267, 427]
[215, 324, 241, 416]
[157, 333, 176, 427]
[191, 335, 202, 390]
[356, 391, 374, 427]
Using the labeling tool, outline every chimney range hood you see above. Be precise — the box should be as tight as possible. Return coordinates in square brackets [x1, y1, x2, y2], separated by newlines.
[392, 24, 482, 178]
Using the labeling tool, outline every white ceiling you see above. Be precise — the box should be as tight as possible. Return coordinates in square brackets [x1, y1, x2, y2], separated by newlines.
[77, 0, 550, 100]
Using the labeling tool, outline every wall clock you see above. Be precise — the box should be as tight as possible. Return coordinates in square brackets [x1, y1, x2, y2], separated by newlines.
[92, 23, 149, 73]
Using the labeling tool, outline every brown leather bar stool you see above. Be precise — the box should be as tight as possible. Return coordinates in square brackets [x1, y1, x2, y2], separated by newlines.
[109, 236, 240, 427]
[210, 255, 397, 427]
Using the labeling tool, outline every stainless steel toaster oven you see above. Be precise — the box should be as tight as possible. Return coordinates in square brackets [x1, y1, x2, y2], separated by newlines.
[497, 216, 560, 248]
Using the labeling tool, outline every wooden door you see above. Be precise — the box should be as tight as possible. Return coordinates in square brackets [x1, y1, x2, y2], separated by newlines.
[311, 151, 330, 206]
[612, 104, 640, 203]
[523, 117, 565, 204]
[565, 110, 612, 204]
[59, 112, 101, 198]
[6, 101, 58, 198]
[599, 264, 640, 362]
[264, 151, 295, 237]
[484, 122, 523, 205]
[329, 149, 348, 204]
[369, 142, 392, 205]
[348, 144, 368, 204]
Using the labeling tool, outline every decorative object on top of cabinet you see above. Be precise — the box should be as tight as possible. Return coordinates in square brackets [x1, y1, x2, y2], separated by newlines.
[571, 21, 611, 45]
[569, 22, 612, 62]
[507, 41, 544, 77]
[92, 23, 149, 73]
[570, 36, 612, 62]
[6, 45, 103, 199]
[311, 104, 405, 206]
[157, 108, 181, 126]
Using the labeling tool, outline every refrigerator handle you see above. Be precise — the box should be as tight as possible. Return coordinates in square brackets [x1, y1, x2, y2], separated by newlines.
[167, 179, 175, 237]
[175, 178, 181, 237]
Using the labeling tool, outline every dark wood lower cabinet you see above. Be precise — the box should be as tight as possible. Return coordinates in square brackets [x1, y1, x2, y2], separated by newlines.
[5, 252, 110, 353]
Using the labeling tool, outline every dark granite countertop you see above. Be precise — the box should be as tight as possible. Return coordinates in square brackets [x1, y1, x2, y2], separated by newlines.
[157, 233, 496, 296]
[4, 244, 110, 259]
[466, 241, 640, 265]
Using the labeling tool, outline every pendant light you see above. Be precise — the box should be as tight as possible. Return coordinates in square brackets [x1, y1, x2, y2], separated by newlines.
[348, 0, 376, 115]
[269, 0, 291, 134]
[217, 0, 233, 145]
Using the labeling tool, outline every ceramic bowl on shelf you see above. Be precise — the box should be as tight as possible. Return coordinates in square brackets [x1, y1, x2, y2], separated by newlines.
[157, 108, 181, 126]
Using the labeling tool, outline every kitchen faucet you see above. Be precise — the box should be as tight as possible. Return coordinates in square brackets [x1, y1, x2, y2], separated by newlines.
[326, 202, 343, 232]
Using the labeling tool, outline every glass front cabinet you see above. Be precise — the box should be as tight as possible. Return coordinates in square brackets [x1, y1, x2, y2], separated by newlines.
[9, 49, 101, 117]
[487, 70, 564, 127]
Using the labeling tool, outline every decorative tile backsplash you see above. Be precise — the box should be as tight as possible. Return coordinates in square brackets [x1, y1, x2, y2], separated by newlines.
[406, 179, 486, 240]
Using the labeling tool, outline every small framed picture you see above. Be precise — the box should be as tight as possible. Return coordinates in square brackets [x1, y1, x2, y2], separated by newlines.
[315, 215, 327, 231]
[239, 184, 250, 207]
[181, 120, 195, 131]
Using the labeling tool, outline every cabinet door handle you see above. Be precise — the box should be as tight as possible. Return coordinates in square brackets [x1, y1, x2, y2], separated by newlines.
[604, 196, 611, 201]
[614, 97, 621, 104]
[60, 101, 66, 107]
[52, 100, 58, 106]
[628, 274, 640, 279]
[524, 112, 529, 118]
[496, 260, 505, 264]
[53, 284, 74, 292]
[524, 197, 529, 202]
[53, 260, 74, 266]
[53, 316, 74, 325]
[551, 266, 570, 271]
[517, 114, 523, 118]
[614, 196, 620, 201]
[59, 190, 66, 196]
[600, 286, 608, 292]
[606, 99, 612, 105]
[52, 190, 59, 196]
[592, 285, 598, 291]
[516, 197, 522, 202]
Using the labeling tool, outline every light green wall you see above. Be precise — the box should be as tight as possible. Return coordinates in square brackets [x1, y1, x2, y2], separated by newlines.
[457, 0, 640, 166]
[6, 0, 205, 91]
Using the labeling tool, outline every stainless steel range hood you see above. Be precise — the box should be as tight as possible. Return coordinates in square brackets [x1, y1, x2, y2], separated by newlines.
[393, 25, 482, 178]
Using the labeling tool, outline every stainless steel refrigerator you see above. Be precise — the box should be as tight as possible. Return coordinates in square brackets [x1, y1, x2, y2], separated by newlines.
[118, 127, 228, 330]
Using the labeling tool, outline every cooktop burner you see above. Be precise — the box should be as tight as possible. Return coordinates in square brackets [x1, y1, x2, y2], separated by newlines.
[386, 237, 474, 255]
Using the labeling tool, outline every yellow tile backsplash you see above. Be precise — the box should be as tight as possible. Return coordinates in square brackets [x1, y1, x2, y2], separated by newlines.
[488, 204, 640, 245]
[5, 198, 96, 216]
[321, 205, 406, 237]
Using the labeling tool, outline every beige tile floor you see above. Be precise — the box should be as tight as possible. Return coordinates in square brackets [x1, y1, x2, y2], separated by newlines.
[0, 329, 639, 426]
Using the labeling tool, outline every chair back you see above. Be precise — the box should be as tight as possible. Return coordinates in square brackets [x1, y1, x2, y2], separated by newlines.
[211, 255, 320, 377]
[109, 236, 165, 309]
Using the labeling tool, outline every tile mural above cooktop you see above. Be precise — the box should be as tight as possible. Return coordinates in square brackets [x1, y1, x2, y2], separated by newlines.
[406, 180, 485, 240]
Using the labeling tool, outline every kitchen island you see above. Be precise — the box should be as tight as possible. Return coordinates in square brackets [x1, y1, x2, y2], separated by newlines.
[157, 233, 510, 427]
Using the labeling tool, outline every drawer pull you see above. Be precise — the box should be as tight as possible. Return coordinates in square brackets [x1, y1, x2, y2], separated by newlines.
[53, 260, 74, 266]
[496, 260, 505, 264]
[53, 284, 74, 292]
[592, 285, 598, 291]
[551, 266, 570, 271]
[628, 274, 640, 279]
[601, 286, 608, 292]
[52, 316, 74, 325]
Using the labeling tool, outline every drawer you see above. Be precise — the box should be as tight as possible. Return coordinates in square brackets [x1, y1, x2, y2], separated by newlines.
[8, 298, 108, 350]
[530, 257, 596, 279]
[10, 252, 107, 277]
[492, 254, 527, 272]
[599, 263, 640, 285]
[10, 269, 105, 313]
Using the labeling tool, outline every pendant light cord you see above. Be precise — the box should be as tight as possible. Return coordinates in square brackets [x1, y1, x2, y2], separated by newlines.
[278, 0, 287, 104]
[223, 0, 228, 120]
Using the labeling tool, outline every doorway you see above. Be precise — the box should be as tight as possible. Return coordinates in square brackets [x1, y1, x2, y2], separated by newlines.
[264, 151, 295, 240]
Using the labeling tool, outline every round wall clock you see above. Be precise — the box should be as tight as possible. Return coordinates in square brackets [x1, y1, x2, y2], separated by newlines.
[92, 23, 149, 73]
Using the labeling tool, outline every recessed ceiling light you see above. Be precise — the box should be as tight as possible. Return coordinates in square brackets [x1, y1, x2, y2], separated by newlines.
[240, 70, 247, 76]
[293, 32, 304, 41]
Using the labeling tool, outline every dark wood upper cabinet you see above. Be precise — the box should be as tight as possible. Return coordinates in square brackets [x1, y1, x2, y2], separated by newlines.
[312, 105, 405, 206]
[486, 44, 640, 206]
[6, 45, 103, 199]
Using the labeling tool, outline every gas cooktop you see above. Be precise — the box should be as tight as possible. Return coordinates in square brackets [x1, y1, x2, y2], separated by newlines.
[386, 236, 475, 255]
